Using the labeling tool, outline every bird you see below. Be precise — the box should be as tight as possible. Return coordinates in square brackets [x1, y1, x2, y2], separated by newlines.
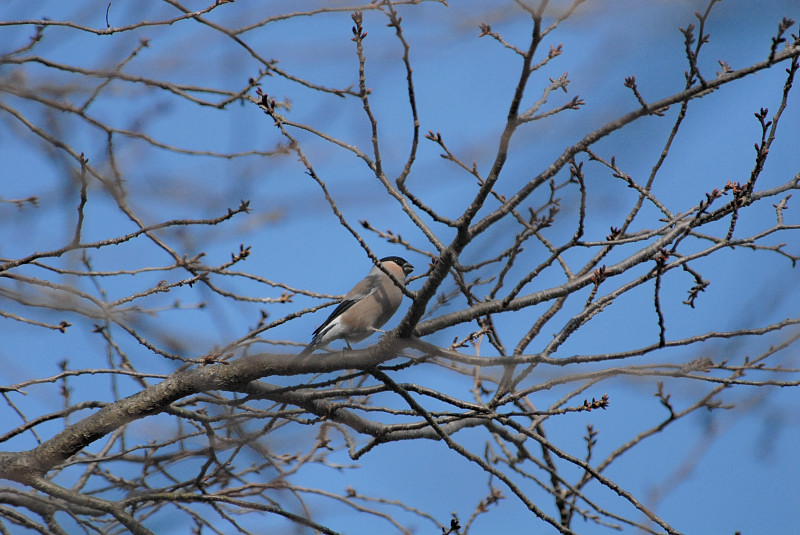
[301, 256, 414, 355]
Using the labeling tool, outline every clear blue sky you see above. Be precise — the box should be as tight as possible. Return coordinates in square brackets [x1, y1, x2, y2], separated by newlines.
[2, 1, 799, 533]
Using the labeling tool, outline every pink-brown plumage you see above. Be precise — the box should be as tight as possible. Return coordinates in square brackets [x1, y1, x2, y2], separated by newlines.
[301, 257, 414, 355]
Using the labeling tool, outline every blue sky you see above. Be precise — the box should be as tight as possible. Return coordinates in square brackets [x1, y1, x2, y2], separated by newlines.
[2, 1, 800, 534]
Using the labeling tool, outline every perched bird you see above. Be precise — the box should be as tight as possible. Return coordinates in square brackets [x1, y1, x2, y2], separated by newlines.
[301, 256, 414, 355]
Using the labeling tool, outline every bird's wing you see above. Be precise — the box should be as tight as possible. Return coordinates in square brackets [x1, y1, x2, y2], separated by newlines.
[343, 273, 381, 301]
[311, 274, 380, 337]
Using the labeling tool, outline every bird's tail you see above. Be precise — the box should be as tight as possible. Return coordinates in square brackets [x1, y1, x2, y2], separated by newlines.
[300, 338, 317, 356]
